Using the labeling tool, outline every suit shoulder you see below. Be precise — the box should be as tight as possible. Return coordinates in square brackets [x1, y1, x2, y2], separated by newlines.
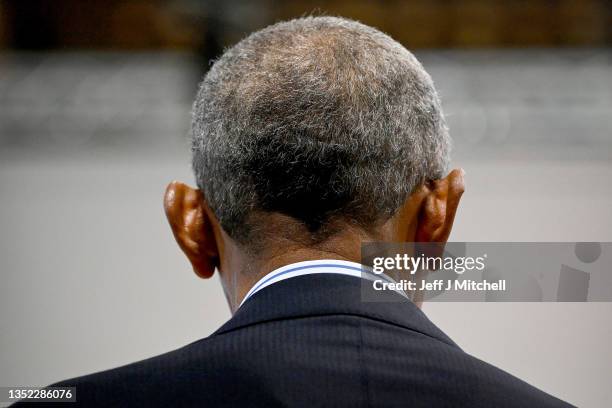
[46, 336, 224, 406]
[455, 349, 574, 407]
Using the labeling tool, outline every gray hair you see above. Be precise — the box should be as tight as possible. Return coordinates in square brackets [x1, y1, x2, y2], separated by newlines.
[191, 16, 450, 245]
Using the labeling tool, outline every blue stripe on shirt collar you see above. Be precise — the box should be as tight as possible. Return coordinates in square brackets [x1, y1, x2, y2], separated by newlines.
[239, 259, 406, 308]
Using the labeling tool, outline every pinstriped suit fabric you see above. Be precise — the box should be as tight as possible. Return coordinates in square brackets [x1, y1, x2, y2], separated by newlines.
[19, 274, 571, 407]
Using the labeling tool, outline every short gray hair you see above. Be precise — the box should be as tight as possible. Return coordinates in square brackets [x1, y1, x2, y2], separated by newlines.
[191, 16, 450, 245]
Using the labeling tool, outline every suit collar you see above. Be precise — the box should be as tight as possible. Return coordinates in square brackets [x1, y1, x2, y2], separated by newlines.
[214, 273, 457, 348]
[239, 259, 408, 308]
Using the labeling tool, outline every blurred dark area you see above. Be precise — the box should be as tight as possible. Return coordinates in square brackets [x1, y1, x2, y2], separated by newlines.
[2, 0, 612, 53]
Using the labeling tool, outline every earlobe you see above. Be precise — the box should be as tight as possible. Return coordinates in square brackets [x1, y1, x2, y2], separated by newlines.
[415, 185, 446, 242]
[415, 169, 465, 243]
[164, 181, 219, 279]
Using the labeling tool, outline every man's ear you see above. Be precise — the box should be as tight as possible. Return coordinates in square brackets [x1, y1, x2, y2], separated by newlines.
[164, 181, 219, 279]
[415, 169, 465, 243]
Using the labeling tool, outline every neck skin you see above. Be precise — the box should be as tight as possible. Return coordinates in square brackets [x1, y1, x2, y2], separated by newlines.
[230, 249, 360, 311]
[217, 217, 406, 313]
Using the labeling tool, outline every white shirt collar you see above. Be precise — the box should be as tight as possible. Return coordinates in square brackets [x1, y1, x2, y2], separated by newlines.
[239, 259, 407, 308]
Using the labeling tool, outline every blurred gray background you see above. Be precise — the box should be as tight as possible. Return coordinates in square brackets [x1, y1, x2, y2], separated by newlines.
[1, 1, 612, 407]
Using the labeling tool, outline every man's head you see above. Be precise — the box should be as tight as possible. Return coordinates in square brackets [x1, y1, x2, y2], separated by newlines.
[164, 17, 464, 310]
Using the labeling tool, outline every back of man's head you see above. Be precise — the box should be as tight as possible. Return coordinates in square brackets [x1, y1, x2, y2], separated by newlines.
[191, 16, 450, 249]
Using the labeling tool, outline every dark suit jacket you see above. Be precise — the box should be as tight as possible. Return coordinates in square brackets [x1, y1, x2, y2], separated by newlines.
[19, 274, 572, 407]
